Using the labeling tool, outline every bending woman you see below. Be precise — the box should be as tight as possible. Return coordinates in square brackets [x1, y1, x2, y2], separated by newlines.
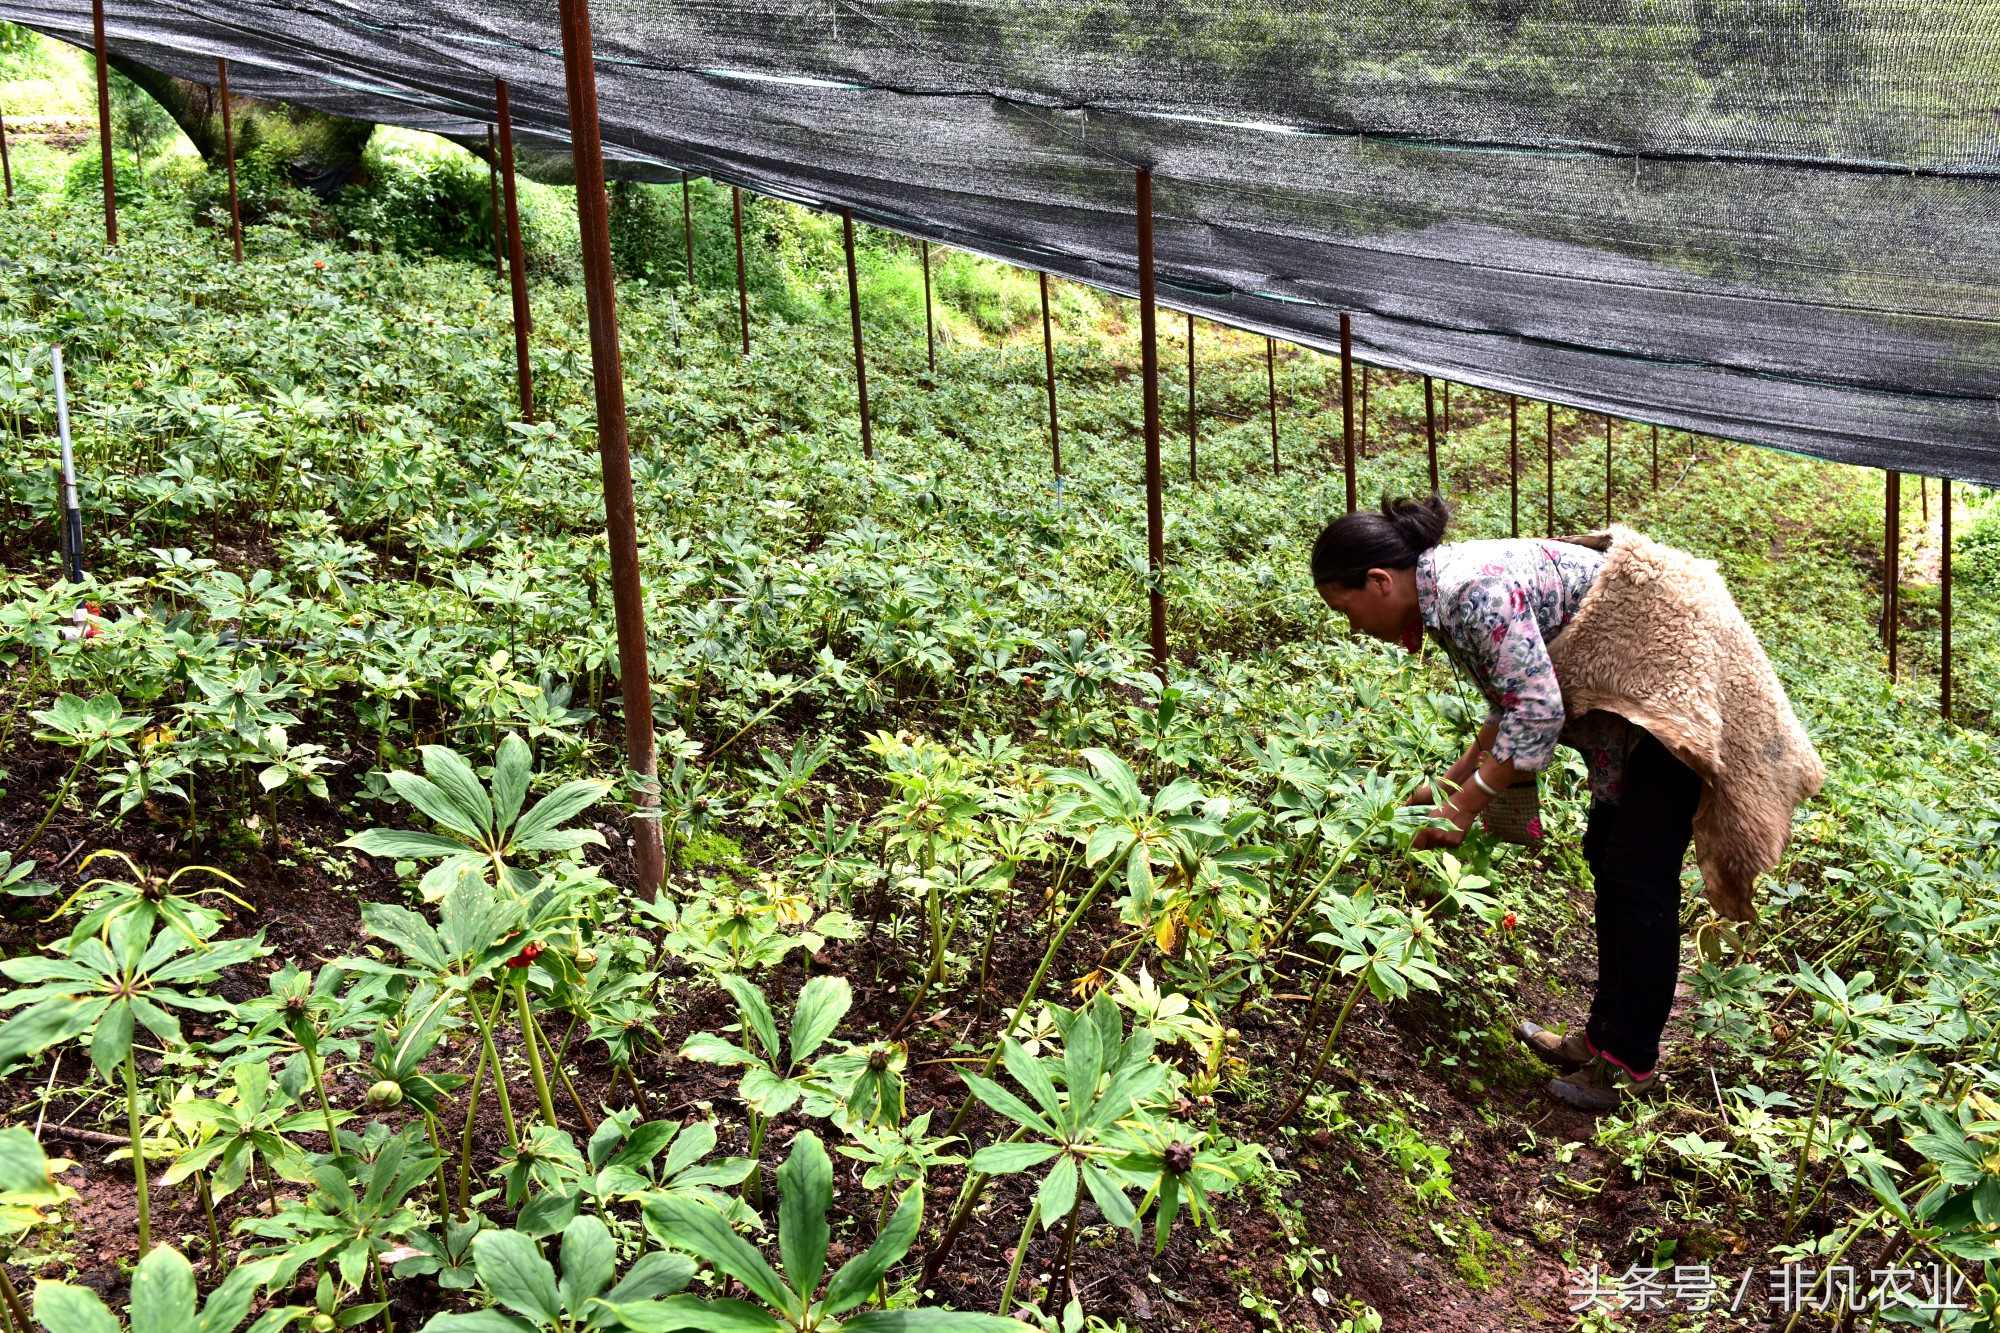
[1311, 495, 1823, 1112]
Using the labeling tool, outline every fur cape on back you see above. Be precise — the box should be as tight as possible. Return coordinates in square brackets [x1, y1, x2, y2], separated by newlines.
[1545, 525, 1825, 923]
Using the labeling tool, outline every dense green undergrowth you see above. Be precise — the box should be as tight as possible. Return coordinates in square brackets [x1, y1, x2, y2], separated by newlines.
[0, 151, 1996, 1333]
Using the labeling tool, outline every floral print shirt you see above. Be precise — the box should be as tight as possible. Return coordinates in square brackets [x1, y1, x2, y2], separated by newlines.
[1414, 539, 1636, 803]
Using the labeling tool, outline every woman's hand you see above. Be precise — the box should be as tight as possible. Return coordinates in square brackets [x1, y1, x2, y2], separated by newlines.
[1412, 822, 1467, 851]
[1403, 782, 1434, 808]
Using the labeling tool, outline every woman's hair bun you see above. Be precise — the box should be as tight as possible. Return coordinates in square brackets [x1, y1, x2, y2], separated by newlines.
[1309, 492, 1453, 588]
[1380, 494, 1450, 554]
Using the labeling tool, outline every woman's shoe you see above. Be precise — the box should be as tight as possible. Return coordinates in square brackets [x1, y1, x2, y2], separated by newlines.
[1515, 1019, 1591, 1072]
[1548, 1055, 1660, 1113]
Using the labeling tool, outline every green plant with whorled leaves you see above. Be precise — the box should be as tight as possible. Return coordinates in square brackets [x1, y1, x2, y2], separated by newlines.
[0, 913, 266, 1256]
[342, 733, 608, 902]
[32, 1246, 304, 1333]
[420, 1215, 697, 1333]
[639, 1129, 1016, 1331]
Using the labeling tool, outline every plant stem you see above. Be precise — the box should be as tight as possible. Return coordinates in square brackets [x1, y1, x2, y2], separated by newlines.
[531, 1005, 596, 1135]
[1783, 1018, 1846, 1239]
[124, 1046, 150, 1255]
[0, 1258, 33, 1333]
[944, 839, 1136, 1138]
[1044, 1193, 1084, 1316]
[1269, 969, 1371, 1129]
[745, 1111, 766, 1210]
[197, 1173, 222, 1271]
[456, 1005, 493, 1215]
[424, 1113, 452, 1223]
[515, 980, 559, 1130]
[996, 1200, 1041, 1315]
[620, 1064, 655, 1121]
[302, 1037, 341, 1150]
[17, 751, 85, 855]
[476, 987, 519, 1149]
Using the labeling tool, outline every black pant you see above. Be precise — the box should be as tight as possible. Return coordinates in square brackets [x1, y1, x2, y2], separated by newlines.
[1580, 727, 1701, 1077]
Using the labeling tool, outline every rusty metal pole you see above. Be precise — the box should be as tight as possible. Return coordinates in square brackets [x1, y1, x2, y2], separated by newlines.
[840, 207, 872, 459]
[1039, 270, 1061, 481]
[217, 60, 242, 262]
[1339, 313, 1356, 514]
[556, 0, 664, 897]
[1545, 402, 1555, 537]
[495, 78, 535, 423]
[1509, 396, 1520, 538]
[0, 106, 12, 201]
[681, 172, 694, 287]
[487, 125, 503, 276]
[1941, 477, 1952, 719]
[1185, 312, 1196, 483]
[731, 186, 749, 356]
[1265, 336, 1280, 474]
[1603, 415, 1613, 529]
[1137, 169, 1167, 673]
[1359, 365, 1369, 458]
[1424, 375, 1439, 494]
[92, 0, 115, 245]
[921, 240, 935, 374]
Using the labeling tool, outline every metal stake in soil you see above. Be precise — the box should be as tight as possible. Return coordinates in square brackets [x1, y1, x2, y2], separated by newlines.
[731, 187, 750, 355]
[556, 0, 665, 896]
[217, 60, 242, 262]
[681, 171, 694, 287]
[0, 105, 12, 201]
[487, 125, 502, 276]
[93, 0, 115, 245]
[1509, 396, 1519, 538]
[1265, 336, 1280, 474]
[1424, 375, 1439, 494]
[1339, 313, 1356, 514]
[1186, 311, 1197, 483]
[921, 239, 935, 374]
[1040, 270, 1060, 480]
[1941, 477, 1952, 719]
[1360, 364, 1369, 457]
[1604, 414, 1613, 528]
[841, 207, 872, 459]
[52, 346, 84, 583]
[1544, 401, 1555, 538]
[495, 77, 535, 422]
[1136, 169, 1167, 673]
[1885, 470, 1900, 678]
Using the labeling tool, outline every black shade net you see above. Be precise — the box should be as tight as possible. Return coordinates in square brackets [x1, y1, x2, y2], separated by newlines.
[5, 0, 1998, 484]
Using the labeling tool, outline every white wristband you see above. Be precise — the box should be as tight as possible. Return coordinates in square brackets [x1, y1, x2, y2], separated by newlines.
[1470, 769, 1501, 798]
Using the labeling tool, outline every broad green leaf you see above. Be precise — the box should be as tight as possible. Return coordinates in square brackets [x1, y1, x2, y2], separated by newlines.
[421, 746, 498, 839]
[839, 1311, 1022, 1330]
[32, 1282, 118, 1333]
[343, 829, 474, 862]
[639, 1195, 790, 1314]
[678, 1035, 762, 1068]
[776, 1131, 832, 1304]
[999, 1039, 1066, 1130]
[820, 1186, 921, 1317]
[718, 974, 782, 1067]
[492, 733, 533, 834]
[471, 1227, 562, 1326]
[957, 1072, 1051, 1138]
[601, 1253, 695, 1306]
[130, 1243, 197, 1333]
[419, 1313, 538, 1333]
[1037, 1156, 1078, 1227]
[511, 781, 610, 848]
[90, 1000, 136, 1079]
[968, 1142, 1060, 1175]
[737, 1067, 803, 1118]
[592, 1296, 780, 1333]
[559, 1215, 617, 1316]
[387, 770, 487, 844]
[0, 998, 97, 1070]
[1080, 1161, 1137, 1231]
[787, 975, 850, 1067]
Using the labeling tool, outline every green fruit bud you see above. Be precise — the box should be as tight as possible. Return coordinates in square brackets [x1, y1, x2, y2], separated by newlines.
[366, 1080, 404, 1110]
[313, 1314, 337, 1332]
